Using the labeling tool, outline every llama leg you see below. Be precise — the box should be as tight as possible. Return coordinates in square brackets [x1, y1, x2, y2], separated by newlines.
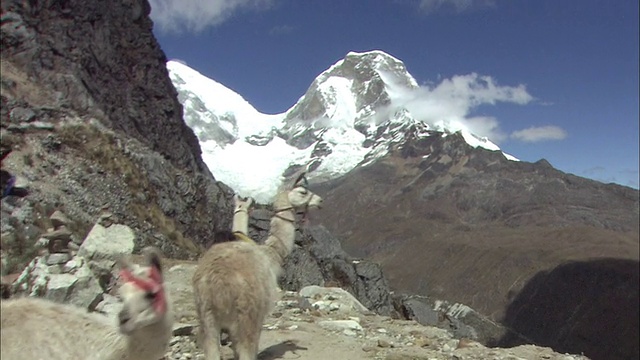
[230, 324, 261, 360]
[200, 313, 222, 360]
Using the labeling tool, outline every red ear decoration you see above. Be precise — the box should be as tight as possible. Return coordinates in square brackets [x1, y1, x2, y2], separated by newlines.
[119, 268, 167, 315]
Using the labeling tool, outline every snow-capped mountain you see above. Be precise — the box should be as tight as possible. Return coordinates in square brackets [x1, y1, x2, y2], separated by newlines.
[167, 51, 516, 203]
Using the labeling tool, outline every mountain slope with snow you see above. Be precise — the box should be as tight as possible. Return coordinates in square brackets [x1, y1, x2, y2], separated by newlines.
[167, 51, 517, 203]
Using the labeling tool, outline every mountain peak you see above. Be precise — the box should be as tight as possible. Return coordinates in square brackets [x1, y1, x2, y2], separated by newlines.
[321, 50, 418, 88]
[168, 51, 517, 203]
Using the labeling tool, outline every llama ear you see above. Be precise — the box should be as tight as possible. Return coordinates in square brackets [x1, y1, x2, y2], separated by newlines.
[141, 246, 163, 275]
[247, 197, 254, 206]
[293, 172, 308, 188]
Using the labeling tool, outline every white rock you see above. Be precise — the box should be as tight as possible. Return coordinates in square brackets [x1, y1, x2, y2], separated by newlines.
[343, 329, 357, 337]
[78, 223, 135, 262]
[312, 300, 331, 311]
[318, 320, 363, 332]
[45, 273, 78, 302]
[300, 285, 369, 314]
[63, 257, 83, 273]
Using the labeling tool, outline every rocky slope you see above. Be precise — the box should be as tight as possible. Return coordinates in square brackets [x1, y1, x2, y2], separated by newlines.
[1, 0, 235, 264]
[313, 131, 639, 360]
[2, 0, 202, 169]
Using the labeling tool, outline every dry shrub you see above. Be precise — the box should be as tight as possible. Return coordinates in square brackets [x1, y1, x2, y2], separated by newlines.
[58, 123, 146, 192]
[58, 123, 201, 255]
[131, 203, 200, 254]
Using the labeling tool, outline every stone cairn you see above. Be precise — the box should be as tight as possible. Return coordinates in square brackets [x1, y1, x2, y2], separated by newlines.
[2, 210, 135, 315]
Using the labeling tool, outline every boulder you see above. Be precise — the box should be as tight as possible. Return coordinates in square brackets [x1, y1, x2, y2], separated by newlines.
[78, 223, 135, 262]
[44, 273, 77, 303]
[300, 285, 370, 314]
[46, 253, 71, 265]
[392, 293, 527, 345]
[279, 225, 393, 316]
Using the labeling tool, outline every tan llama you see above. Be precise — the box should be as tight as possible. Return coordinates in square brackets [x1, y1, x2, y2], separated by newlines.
[193, 173, 323, 360]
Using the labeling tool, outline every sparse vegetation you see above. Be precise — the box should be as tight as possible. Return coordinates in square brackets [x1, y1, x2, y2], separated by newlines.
[58, 123, 146, 192]
[58, 122, 201, 255]
[1, 205, 47, 275]
[131, 203, 200, 254]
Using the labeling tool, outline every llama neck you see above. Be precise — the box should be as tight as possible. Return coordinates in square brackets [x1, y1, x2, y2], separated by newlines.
[263, 191, 296, 268]
[231, 209, 250, 235]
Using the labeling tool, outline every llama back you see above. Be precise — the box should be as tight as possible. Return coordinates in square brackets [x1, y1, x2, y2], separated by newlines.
[1, 297, 124, 360]
[193, 241, 279, 327]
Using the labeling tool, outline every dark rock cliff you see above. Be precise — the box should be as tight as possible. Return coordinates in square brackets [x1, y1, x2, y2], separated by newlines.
[496, 258, 639, 360]
[1, 0, 234, 262]
[2, 0, 203, 171]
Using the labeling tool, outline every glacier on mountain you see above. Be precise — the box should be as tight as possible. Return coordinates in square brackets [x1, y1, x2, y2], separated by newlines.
[168, 51, 519, 203]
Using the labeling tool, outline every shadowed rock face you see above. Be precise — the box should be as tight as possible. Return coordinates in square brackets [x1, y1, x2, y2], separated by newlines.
[243, 208, 394, 316]
[496, 258, 639, 360]
[281, 225, 394, 316]
[1, 0, 203, 172]
[312, 131, 639, 355]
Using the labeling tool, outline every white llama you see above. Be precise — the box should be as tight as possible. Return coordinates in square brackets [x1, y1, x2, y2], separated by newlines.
[193, 173, 323, 360]
[0, 247, 174, 360]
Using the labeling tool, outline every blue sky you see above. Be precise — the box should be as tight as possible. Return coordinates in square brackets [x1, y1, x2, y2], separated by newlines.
[150, 0, 639, 189]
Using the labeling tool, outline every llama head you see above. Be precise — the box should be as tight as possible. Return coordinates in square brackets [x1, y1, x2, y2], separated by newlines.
[233, 194, 254, 214]
[287, 173, 323, 211]
[116, 246, 168, 335]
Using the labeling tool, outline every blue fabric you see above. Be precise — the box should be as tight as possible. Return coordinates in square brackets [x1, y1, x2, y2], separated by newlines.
[2, 176, 16, 198]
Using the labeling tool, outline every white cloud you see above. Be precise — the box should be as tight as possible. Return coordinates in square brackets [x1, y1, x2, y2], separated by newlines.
[149, 0, 275, 33]
[510, 126, 568, 142]
[419, 0, 497, 14]
[465, 116, 507, 143]
[388, 73, 533, 143]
